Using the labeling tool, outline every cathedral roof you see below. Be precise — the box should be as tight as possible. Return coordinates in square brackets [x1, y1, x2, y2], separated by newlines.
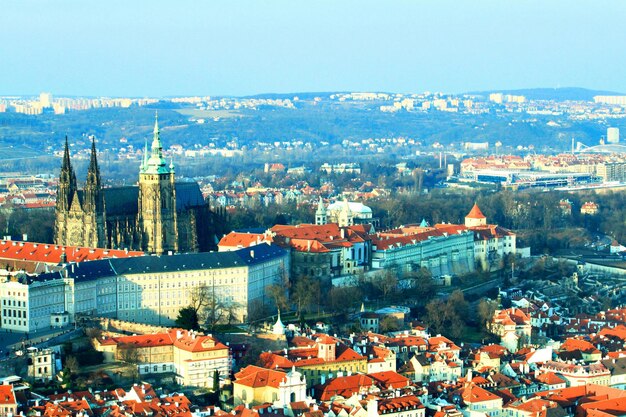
[174, 181, 205, 209]
[102, 182, 205, 217]
[103, 187, 139, 216]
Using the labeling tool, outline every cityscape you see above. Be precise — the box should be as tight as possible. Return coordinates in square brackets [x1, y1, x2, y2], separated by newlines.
[2, 3, 626, 417]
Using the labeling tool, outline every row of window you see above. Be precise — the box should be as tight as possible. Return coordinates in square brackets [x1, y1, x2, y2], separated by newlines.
[2, 299, 25, 307]
[3, 309, 26, 318]
[2, 318, 26, 327]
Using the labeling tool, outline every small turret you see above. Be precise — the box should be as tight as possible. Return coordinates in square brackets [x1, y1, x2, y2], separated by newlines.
[315, 196, 327, 225]
[465, 203, 487, 227]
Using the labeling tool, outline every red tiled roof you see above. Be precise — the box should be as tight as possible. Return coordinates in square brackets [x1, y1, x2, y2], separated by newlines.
[314, 374, 374, 401]
[0, 385, 16, 405]
[0, 239, 143, 265]
[560, 338, 600, 354]
[466, 203, 486, 219]
[218, 232, 267, 249]
[457, 382, 502, 403]
[368, 371, 411, 389]
[377, 395, 424, 413]
[536, 372, 566, 386]
[234, 365, 287, 389]
[173, 333, 229, 354]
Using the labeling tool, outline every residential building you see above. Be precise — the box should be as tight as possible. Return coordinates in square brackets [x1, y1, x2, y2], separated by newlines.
[26, 347, 56, 381]
[581, 202, 599, 215]
[95, 329, 230, 388]
[259, 335, 369, 388]
[490, 308, 532, 353]
[0, 385, 17, 417]
[538, 361, 610, 387]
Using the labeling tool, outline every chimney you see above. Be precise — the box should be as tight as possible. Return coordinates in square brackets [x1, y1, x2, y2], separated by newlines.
[250, 250, 255, 258]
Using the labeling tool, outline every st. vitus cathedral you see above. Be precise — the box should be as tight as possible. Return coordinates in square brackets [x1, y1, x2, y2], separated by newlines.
[54, 115, 226, 254]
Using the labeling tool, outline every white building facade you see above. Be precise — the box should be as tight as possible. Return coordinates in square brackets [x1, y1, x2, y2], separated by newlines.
[0, 244, 289, 332]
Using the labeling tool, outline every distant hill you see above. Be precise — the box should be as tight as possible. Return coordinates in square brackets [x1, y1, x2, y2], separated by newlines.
[466, 87, 626, 102]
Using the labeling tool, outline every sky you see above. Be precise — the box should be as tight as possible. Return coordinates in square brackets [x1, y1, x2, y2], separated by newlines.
[2, 1, 626, 97]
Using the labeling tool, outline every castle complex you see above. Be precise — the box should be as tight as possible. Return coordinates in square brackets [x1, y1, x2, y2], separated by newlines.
[54, 115, 225, 253]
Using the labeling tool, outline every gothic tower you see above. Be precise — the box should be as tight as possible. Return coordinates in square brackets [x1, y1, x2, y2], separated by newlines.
[83, 139, 107, 247]
[137, 114, 178, 254]
[54, 137, 77, 245]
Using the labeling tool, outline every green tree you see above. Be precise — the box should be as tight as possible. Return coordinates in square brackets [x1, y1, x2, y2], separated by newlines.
[212, 369, 220, 393]
[175, 306, 200, 330]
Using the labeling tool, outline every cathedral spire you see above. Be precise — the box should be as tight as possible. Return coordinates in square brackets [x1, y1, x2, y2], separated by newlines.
[57, 136, 77, 210]
[87, 138, 100, 184]
[142, 111, 169, 174]
[85, 138, 103, 212]
[62, 135, 71, 172]
[151, 111, 162, 156]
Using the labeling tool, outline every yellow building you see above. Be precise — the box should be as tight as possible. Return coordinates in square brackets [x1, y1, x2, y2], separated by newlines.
[259, 335, 368, 387]
[233, 365, 307, 406]
[95, 328, 230, 388]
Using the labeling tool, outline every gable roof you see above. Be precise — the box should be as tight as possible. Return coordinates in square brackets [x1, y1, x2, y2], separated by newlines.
[0, 385, 16, 405]
[234, 365, 287, 389]
[314, 374, 374, 401]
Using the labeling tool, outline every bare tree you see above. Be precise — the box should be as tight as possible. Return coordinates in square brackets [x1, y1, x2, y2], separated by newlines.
[65, 355, 80, 375]
[118, 343, 141, 382]
[375, 269, 398, 300]
[267, 284, 288, 312]
[189, 284, 212, 315]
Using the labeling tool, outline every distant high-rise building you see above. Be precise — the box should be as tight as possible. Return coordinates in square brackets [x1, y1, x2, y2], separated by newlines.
[39, 92, 52, 108]
[489, 93, 503, 104]
[594, 95, 626, 105]
[607, 127, 620, 144]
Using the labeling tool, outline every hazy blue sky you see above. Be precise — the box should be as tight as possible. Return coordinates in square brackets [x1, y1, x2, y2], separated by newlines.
[2, 1, 625, 97]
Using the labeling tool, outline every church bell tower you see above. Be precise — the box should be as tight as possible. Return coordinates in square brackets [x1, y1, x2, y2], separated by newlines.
[137, 113, 178, 254]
